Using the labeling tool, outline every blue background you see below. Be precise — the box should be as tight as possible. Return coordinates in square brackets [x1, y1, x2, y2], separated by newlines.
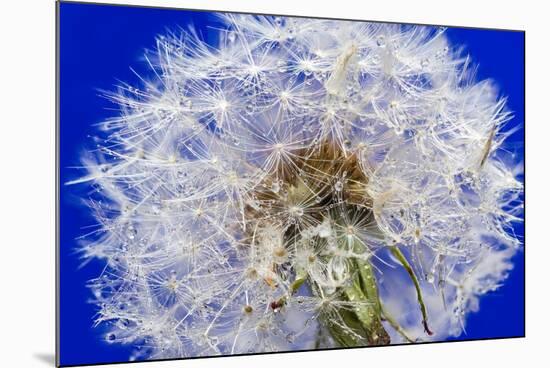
[58, 2, 525, 366]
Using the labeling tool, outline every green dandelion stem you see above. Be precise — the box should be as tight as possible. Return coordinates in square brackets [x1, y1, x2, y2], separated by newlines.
[390, 246, 433, 335]
[380, 303, 416, 343]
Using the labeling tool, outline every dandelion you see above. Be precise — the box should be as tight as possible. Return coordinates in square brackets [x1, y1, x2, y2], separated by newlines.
[68, 13, 523, 360]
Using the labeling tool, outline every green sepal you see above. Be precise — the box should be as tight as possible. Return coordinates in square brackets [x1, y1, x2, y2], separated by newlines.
[324, 258, 391, 346]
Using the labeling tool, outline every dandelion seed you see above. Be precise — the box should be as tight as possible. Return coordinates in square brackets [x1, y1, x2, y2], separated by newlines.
[243, 305, 254, 314]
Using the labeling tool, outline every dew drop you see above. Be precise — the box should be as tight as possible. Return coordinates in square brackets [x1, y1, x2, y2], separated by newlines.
[126, 226, 137, 240]
[271, 181, 280, 193]
[276, 60, 287, 73]
[245, 103, 255, 114]
[286, 332, 295, 343]
[207, 335, 219, 345]
[453, 306, 463, 317]
[287, 27, 295, 40]
[421, 58, 430, 68]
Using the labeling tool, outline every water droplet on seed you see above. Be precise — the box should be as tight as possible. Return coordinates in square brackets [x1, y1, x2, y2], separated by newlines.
[421, 58, 430, 68]
[126, 226, 137, 240]
[376, 35, 386, 48]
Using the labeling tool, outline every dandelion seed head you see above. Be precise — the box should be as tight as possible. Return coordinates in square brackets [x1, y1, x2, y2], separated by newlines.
[70, 13, 523, 359]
